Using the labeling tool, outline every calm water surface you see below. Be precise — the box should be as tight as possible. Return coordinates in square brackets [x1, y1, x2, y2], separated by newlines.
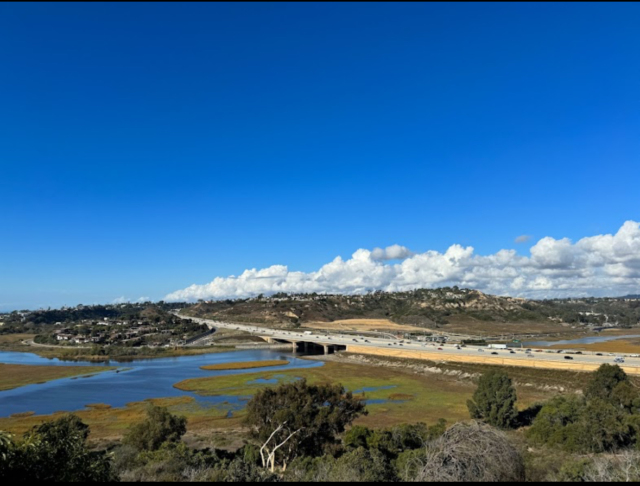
[0, 350, 322, 417]
[523, 334, 640, 347]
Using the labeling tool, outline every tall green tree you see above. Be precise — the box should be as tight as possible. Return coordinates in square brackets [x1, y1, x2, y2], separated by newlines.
[245, 379, 366, 472]
[467, 370, 518, 429]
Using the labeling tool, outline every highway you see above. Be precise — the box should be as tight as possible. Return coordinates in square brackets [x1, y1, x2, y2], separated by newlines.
[175, 313, 640, 374]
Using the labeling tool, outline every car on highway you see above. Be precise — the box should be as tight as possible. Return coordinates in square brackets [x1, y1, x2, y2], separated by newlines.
[615, 357, 625, 364]
[491, 352, 499, 355]
[564, 356, 574, 360]
[596, 353, 603, 356]
[510, 351, 516, 354]
[438, 348, 443, 351]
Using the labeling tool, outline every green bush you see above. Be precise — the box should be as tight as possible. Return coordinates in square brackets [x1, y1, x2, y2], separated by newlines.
[123, 404, 187, 452]
[467, 371, 518, 429]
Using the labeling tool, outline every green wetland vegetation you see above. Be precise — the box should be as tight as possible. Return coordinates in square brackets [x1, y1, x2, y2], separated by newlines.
[3, 360, 640, 482]
[0, 363, 116, 391]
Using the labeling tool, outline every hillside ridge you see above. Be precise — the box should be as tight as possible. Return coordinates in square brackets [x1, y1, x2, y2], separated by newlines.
[184, 287, 640, 331]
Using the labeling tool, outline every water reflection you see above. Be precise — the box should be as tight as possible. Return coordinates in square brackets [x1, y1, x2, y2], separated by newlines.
[0, 350, 322, 417]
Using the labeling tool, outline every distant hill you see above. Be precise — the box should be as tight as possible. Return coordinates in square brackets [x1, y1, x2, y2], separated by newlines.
[183, 287, 640, 331]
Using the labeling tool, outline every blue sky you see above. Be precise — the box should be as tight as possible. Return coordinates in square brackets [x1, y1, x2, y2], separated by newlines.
[1, 3, 639, 310]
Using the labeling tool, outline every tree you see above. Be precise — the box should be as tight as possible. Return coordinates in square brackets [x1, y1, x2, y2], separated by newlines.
[2, 415, 115, 482]
[612, 381, 640, 413]
[579, 398, 632, 452]
[584, 364, 629, 402]
[245, 379, 366, 472]
[527, 392, 636, 453]
[364, 422, 444, 458]
[526, 395, 585, 451]
[123, 404, 187, 452]
[467, 370, 518, 429]
[344, 425, 372, 450]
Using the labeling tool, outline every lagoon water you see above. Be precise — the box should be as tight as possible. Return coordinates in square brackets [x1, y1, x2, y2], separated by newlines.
[0, 350, 323, 418]
[523, 334, 640, 348]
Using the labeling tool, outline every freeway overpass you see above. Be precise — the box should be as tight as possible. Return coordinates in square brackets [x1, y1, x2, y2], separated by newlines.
[175, 313, 640, 376]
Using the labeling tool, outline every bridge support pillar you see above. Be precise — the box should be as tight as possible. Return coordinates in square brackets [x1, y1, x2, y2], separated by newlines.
[323, 345, 330, 355]
[292, 342, 298, 353]
[303, 342, 309, 352]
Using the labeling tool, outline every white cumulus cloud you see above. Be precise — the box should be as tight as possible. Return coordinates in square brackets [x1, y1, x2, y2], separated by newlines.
[370, 244, 414, 261]
[165, 221, 640, 302]
[112, 296, 150, 304]
[515, 235, 532, 244]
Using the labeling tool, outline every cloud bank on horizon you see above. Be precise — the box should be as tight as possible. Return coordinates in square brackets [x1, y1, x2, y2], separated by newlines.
[165, 221, 640, 302]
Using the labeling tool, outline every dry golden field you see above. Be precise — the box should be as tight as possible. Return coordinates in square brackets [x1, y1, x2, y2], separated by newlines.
[303, 319, 422, 333]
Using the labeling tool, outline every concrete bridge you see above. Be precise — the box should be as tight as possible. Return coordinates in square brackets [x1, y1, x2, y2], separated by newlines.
[261, 336, 346, 355]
